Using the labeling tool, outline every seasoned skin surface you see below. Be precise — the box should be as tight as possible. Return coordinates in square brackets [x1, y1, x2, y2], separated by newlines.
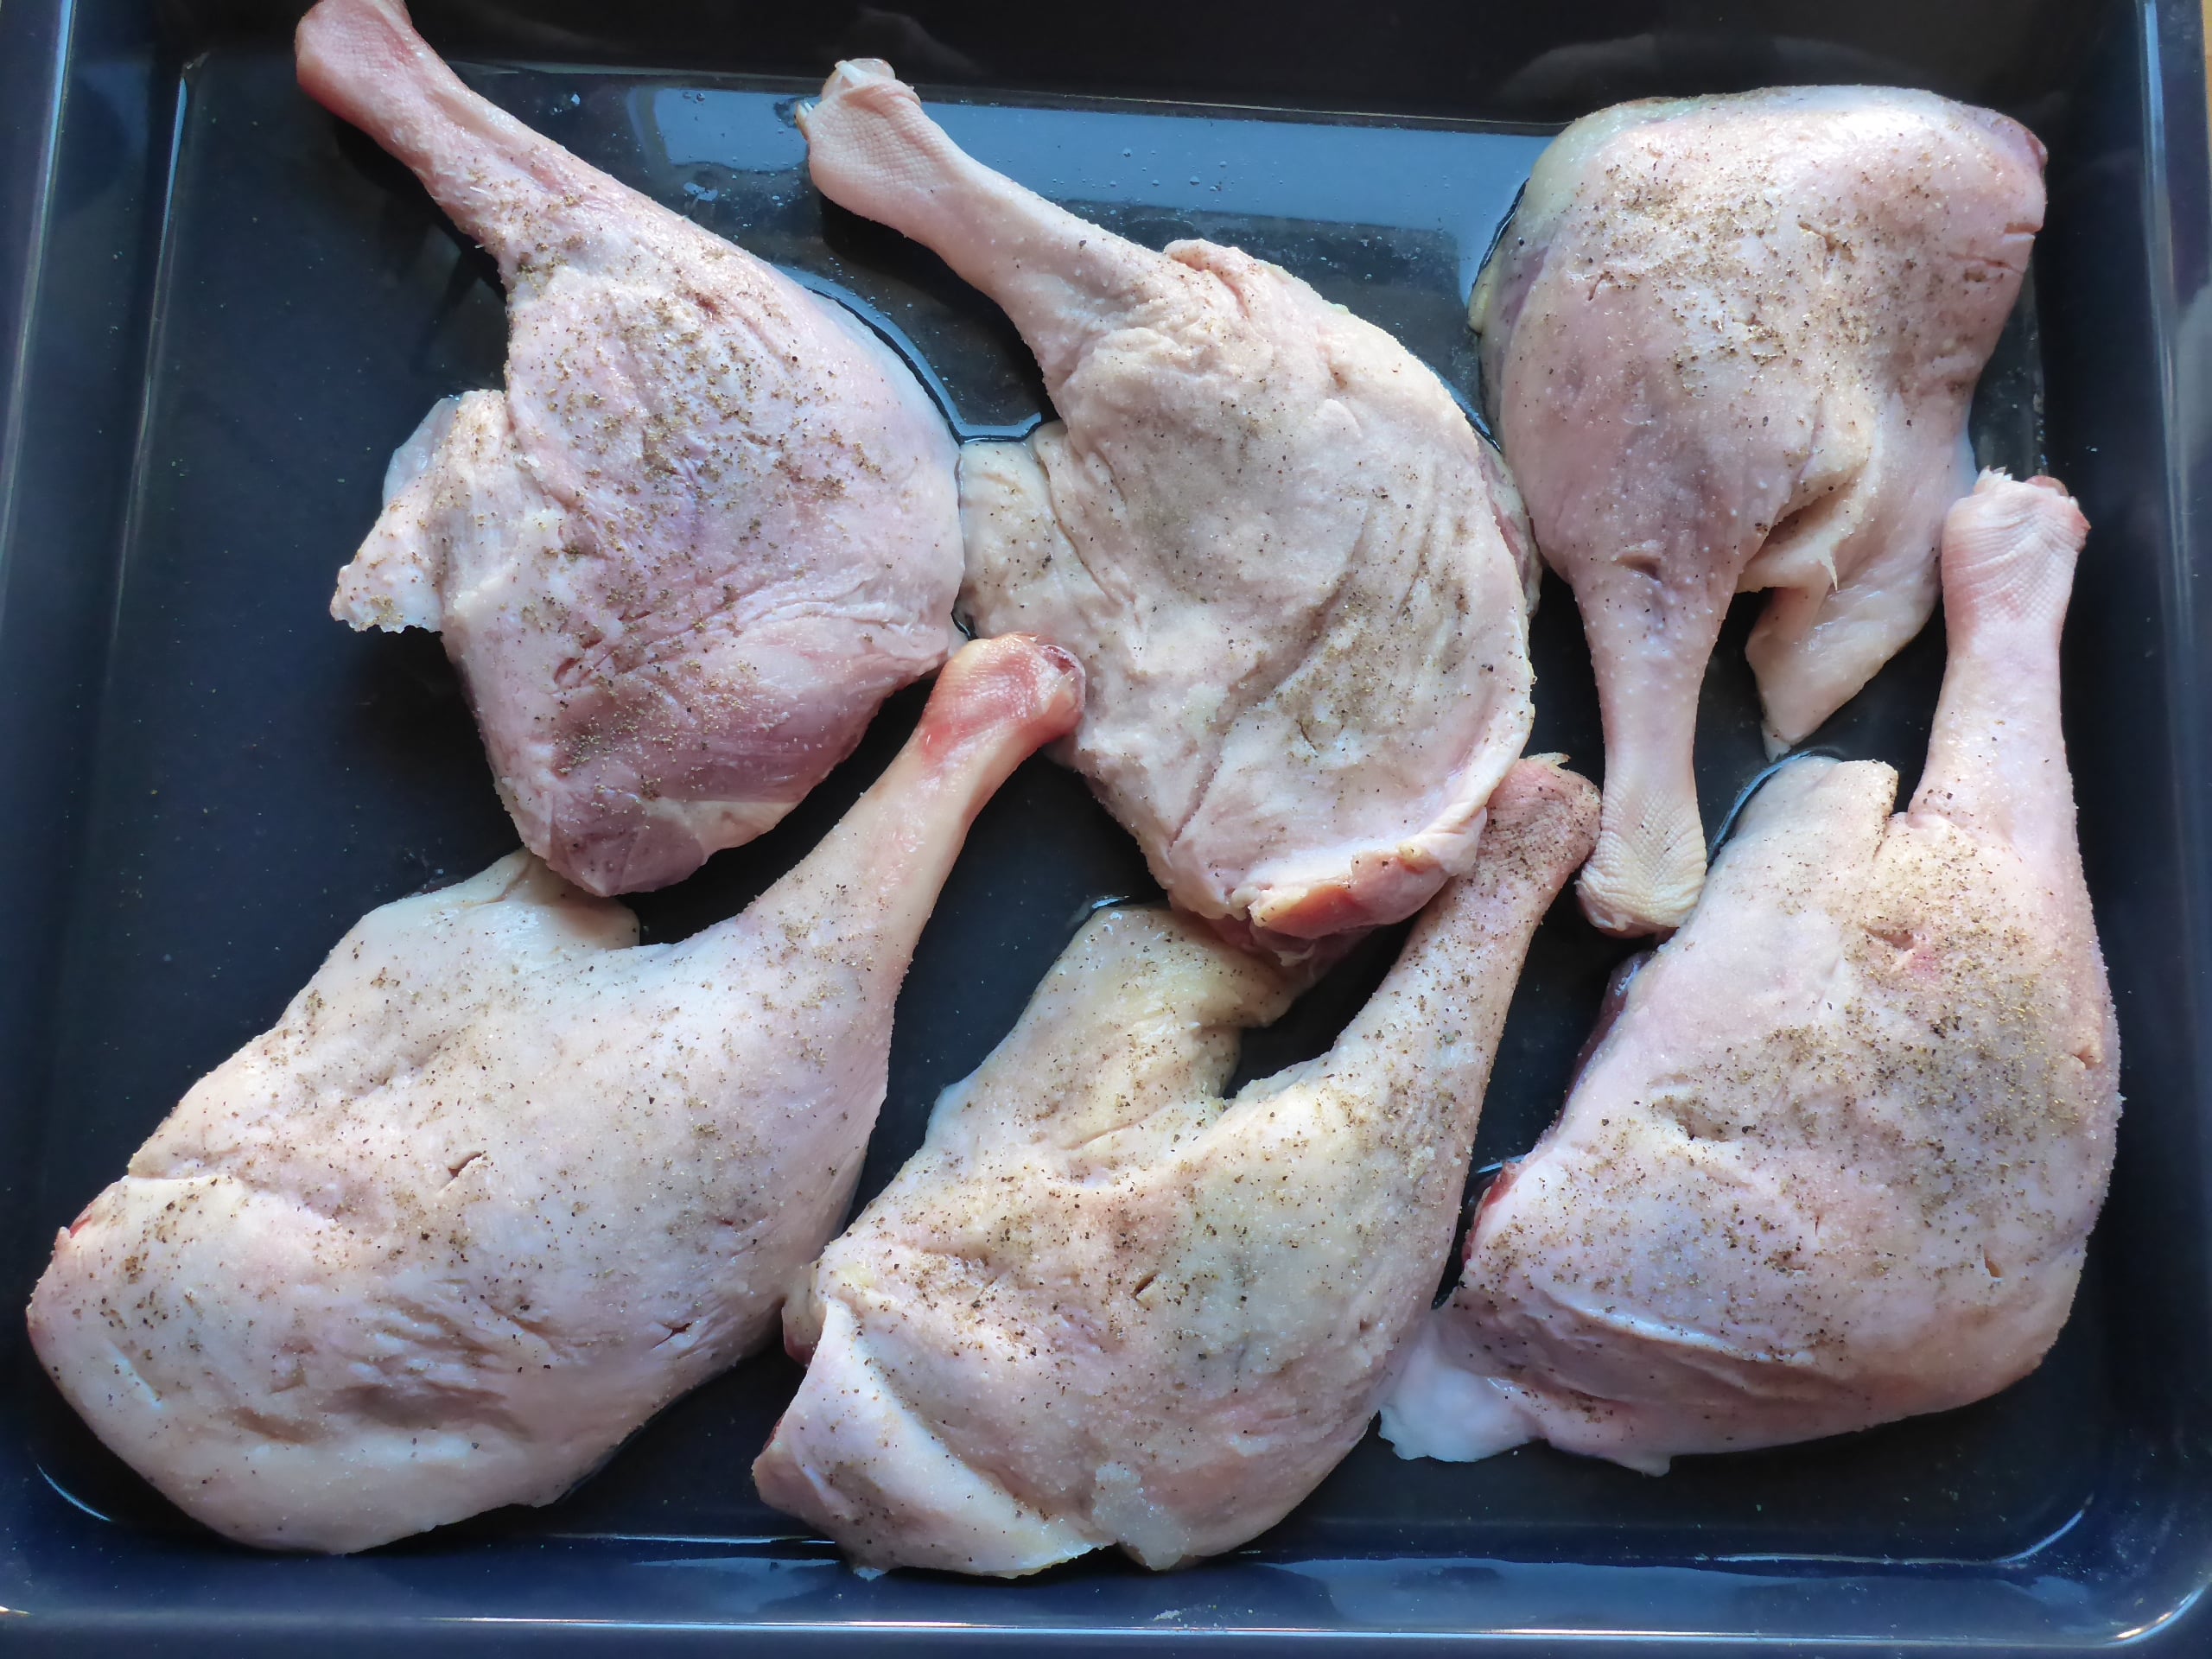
[302, 0, 963, 896]
[755, 760, 1596, 1575]
[802, 60, 1537, 957]
[1382, 475, 2118, 1470]
[27, 637, 1080, 1553]
[1476, 87, 2044, 934]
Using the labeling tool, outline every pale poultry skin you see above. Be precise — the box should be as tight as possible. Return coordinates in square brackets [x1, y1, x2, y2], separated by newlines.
[27, 636, 1080, 1553]
[301, 0, 963, 897]
[754, 760, 1596, 1574]
[1381, 474, 2116, 1470]
[800, 60, 1538, 957]
[1476, 86, 2045, 934]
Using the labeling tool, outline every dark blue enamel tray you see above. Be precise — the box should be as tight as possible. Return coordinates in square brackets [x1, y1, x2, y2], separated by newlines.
[0, 1, 2206, 1649]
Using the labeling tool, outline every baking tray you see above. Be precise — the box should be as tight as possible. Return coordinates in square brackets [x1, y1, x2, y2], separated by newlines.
[1, 0, 2209, 1650]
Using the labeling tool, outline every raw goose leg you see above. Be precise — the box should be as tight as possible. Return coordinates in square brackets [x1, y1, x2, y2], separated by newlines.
[1381, 474, 2117, 1470]
[800, 60, 1537, 959]
[27, 636, 1079, 1553]
[1475, 88, 2044, 934]
[300, 0, 963, 896]
[754, 760, 1596, 1574]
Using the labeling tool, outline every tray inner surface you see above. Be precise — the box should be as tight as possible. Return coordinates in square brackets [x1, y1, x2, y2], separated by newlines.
[22, 42, 2103, 1573]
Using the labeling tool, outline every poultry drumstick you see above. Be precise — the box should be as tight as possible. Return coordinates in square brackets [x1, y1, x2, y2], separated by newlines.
[755, 760, 1594, 1574]
[1476, 87, 2044, 933]
[300, 0, 963, 896]
[1382, 474, 2116, 1471]
[29, 636, 1079, 1552]
[800, 59, 1538, 960]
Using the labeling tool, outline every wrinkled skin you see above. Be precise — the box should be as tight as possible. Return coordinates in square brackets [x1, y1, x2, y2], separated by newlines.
[301, 0, 963, 896]
[1382, 475, 2118, 1471]
[1476, 87, 2044, 934]
[801, 59, 1537, 959]
[28, 637, 1080, 1553]
[755, 760, 1595, 1575]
